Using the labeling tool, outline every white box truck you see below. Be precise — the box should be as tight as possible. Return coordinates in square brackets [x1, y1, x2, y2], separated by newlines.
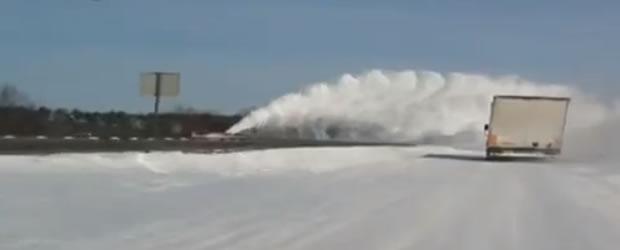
[484, 95, 570, 158]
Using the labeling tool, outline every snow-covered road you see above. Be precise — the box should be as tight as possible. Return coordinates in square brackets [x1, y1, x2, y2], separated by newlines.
[1, 147, 619, 250]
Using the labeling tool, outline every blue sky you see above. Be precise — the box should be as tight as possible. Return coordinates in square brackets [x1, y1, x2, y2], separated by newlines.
[1, 0, 619, 113]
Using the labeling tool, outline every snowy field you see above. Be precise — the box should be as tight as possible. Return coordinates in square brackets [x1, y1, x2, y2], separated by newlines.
[1, 146, 619, 250]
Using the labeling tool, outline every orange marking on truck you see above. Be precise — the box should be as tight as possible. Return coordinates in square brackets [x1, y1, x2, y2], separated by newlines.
[487, 133, 498, 146]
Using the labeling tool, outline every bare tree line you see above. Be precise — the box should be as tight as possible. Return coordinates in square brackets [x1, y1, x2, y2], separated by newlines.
[0, 84, 242, 137]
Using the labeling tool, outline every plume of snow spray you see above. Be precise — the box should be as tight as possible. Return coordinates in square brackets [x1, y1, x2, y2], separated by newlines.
[228, 70, 610, 146]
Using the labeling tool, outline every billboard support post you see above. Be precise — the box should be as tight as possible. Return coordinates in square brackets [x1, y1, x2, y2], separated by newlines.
[153, 72, 162, 137]
[154, 72, 161, 115]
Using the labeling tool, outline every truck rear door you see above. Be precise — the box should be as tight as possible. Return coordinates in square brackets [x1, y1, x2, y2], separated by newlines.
[488, 97, 569, 153]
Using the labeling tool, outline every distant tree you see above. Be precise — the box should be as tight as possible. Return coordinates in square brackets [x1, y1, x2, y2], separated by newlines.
[0, 83, 33, 107]
[37, 106, 51, 116]
[130, 117, 145, 130]
[51, 109, 69, 121]
[71, 109, 82, 119]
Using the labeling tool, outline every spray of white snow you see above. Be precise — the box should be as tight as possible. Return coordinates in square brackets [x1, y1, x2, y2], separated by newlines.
[228, 70, 611, 146]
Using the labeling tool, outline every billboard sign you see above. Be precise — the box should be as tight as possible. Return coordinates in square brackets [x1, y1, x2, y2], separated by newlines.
[140, 72, 180, 97]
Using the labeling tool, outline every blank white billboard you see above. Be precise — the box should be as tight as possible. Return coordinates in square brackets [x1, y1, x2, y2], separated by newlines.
[140, 72, 180, 97]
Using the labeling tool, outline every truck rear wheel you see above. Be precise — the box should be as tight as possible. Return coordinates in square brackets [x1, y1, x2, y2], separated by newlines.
[486, 150, 497, 160]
